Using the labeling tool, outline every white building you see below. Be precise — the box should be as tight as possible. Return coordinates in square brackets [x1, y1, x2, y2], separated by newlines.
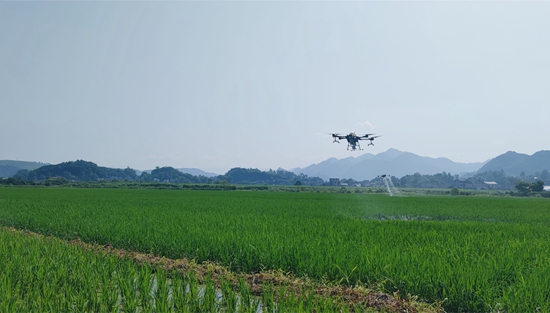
[484, 181, 498, 189]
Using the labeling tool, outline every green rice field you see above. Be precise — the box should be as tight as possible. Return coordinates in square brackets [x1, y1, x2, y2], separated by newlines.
[1, 227, 365, 312]
[1, 187, 549, 312]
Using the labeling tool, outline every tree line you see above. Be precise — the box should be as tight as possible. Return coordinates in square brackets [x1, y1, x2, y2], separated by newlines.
[5, 160, 548, 193]
[10, 161, 324, 186]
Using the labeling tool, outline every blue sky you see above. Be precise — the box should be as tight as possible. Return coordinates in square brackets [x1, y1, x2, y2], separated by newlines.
[1, 2, 549, 173]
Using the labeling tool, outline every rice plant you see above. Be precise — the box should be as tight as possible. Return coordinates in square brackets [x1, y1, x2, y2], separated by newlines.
[1, 188, 549, 311]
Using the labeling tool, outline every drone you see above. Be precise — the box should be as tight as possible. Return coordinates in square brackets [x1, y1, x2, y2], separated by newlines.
[330, 132, 381, 151]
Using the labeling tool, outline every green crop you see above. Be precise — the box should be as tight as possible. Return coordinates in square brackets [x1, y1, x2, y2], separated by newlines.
[1, 188, 549, 311]
[1, 227, 370, 312]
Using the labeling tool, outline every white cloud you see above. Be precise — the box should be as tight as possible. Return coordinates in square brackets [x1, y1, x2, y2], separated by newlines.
[358, 121, 377, 131]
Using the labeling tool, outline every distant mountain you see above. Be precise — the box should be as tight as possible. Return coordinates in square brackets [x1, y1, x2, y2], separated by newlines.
[0, 160, 48, 178]
[218, 168, 324, 186]
[11, 160, 322, 185]
[146, 166, 210, 183]
[140, 167, 219, 177]
[477, 150, 550, 177]
[177, 168, 219, 177]
[293, 148, 485, 181]
[0, 165, 21, 178]
[17, 160, 139, 181]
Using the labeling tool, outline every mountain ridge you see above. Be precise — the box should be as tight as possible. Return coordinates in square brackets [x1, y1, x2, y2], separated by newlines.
[0, 160, 49, 178]
[4, 149, 549, 182]
[292, 149, 487, 181]
[139, 168, 219, 177]
[477, 150, 550, 177]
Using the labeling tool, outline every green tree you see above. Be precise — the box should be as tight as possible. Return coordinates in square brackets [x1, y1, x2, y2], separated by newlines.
[139, 172, 152, 182]
[532, 181, 544, 192]
[515, 182, 531, 195]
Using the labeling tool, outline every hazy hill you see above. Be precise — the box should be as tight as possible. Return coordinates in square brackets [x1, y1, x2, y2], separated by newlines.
[477, 150, 550, 176]
[146, 166, 207, 183]
[0, 160, 48, 178]
[218, 168, 324, 185]
[17, 160, 139, 181]
[0, 165, 21, 178]
[293, 148, 485, 181]
[177, 168, 218, 177]
[13, 160, 322, 185]
[139, 168, 219, 177]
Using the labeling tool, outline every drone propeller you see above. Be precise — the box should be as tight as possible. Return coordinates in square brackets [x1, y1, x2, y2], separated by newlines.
[366, 135, 381, 146]
[358, 134, 377, 140]
[327, 133, 343, 143]
[359, 133, 376, 138]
